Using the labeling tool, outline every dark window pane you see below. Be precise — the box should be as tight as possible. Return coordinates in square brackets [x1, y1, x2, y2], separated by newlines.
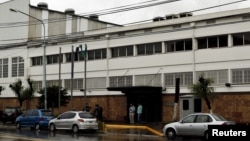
[127, 46, 133, 56]
[166, 41, 175, 52]
[176, 41, 184, 51]
[233, 33, 244, 46]
[95, 50, 101, 59]
[194, 99, 202, 112]
[219, 35, 228, 47]
[183, 100, 189, 110]
[112, 48, 118, 58]
[102, 49, 106, 59]
[198, 38, 207, 49]
[185, 40, 192, 50]
[154, 42, 162, 53]
[244, 32, 250, 45]
[137, 44, 145, 55]
[146, 43, 153, 55]
[88, 50, 94, 60]
[208, 37, 217, 48]
[119, 47, 126, 57]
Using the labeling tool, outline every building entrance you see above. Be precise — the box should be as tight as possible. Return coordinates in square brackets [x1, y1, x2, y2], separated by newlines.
[107, 86, 162, 123]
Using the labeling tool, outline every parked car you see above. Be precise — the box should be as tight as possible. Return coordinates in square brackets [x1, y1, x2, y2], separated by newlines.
[15, 109, 54, 130]
[2, 106, 23, 124]
[49, 111, 98, 133]
[162, 113, 235, 140]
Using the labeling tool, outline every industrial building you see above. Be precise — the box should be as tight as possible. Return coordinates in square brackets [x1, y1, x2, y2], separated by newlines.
[1, 0, 250, 124]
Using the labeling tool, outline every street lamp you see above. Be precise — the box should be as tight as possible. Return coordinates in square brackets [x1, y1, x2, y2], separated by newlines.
[10, 8, 47, 109]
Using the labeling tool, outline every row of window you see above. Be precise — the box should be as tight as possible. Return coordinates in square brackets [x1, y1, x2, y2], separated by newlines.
[32, 68, 250, 91]
[30, 31, 250, 66]
[0, 57, 24, 78]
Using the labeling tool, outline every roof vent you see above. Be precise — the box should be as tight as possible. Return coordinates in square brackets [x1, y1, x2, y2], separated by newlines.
[179, 12, 193, 18]
[89, 14, 99, 20]
[165, 14, 178, 20]
[153, 16, 165, 22]
[65, 8, 75, 15]
[37, 2, 48, 9]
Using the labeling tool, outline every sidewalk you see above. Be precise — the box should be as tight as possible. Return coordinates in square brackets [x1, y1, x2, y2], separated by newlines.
[101, 121, 165, 137]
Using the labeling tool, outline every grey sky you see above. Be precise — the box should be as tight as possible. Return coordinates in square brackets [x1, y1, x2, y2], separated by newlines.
[2, 0, 250, 24]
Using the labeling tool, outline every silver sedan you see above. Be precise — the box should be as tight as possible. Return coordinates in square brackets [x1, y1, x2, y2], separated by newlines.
[162, 113, 235, 140]
[49, 111, 98, 133]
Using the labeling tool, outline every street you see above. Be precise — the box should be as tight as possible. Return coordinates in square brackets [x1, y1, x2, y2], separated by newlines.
[0, 123, 205, 141]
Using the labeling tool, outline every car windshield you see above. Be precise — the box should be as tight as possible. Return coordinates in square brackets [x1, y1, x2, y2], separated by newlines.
[211, 114, 228, 121]
[41, 110, 53, 116]
[79, 112, 95, 118]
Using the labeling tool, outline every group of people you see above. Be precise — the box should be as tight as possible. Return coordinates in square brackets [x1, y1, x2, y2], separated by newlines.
[129, 103, 143, 124]
[83, 103, 103, 121]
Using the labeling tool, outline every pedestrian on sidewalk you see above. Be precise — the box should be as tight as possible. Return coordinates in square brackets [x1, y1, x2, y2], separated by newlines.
[137, 103, 143, 123]
[129, 103, 135, 124]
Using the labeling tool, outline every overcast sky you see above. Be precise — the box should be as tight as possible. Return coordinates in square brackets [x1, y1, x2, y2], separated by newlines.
[2, 0, 250, 25]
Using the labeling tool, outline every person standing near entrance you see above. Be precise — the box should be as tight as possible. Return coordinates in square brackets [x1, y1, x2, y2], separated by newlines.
[129, 103, 135, 124]
[137, 103, 143, 123]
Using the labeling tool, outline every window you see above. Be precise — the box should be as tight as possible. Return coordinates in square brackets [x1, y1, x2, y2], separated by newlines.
[31, 56, 43, 66]
[33, 81, 42, 91]
[135, 74, 161, 86]
[232, 32, 250, 46]
[137, 42, 162, 55]
[64, 78, 83, 90]
[232, 68, 250, 84]
[47, 80, 61, 87]
[196, 70, 228, 85]
[183, 100, 189, 110]
[165, 39, 192, 52]
[47, 54, 60, 64]
[0, 58, 8, 78]
[86, 77, 106, 89]
[88, 49, 106, 60]
[109, 76, 132, 87]
[111, 45, 133, 58]
[198, 35, 228, 49]
[12, 57, 24, 77]
[165, 72, 193, 87]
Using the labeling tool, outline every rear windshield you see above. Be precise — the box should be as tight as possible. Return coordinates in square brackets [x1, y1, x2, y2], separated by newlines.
[41, 110, 53, 116]
[79, 112, 95, 118]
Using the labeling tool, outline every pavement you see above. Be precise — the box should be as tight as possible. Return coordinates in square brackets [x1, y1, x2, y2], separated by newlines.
[0, 121, 166, 137]
[102, 121, 166, 137]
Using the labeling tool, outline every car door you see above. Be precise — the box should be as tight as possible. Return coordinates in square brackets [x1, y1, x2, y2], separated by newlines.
[176, 114, 197, 135]
[64, 113, 76, 129]
[192, 115, 211, 136]
[55, 112, 70, 129]
[21, 110, 32, 126]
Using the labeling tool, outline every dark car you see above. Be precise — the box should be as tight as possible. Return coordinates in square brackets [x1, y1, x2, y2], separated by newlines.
[16, 109, 54, 130]
[2, 107, 23, 124]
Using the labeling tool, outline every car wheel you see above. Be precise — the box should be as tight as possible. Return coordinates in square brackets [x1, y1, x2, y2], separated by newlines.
[166, 128, 176, 139]
[72, 125, 79, 133]
[49, 124, 56, 132]
[35, 124, 40, 130]
[16, 122, 21, 129]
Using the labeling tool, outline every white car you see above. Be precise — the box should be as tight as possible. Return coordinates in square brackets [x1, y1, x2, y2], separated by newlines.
[162, 113, 235, 140]
[49, 111, 98, 133]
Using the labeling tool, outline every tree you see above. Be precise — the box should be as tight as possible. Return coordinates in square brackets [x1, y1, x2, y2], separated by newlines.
[190, 76, 216, 113]
[37, 86, 70, 109]
[9, 78, 34, 107]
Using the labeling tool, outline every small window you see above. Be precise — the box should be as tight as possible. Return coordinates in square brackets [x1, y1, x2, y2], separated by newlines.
[183, 100, 189, 110]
